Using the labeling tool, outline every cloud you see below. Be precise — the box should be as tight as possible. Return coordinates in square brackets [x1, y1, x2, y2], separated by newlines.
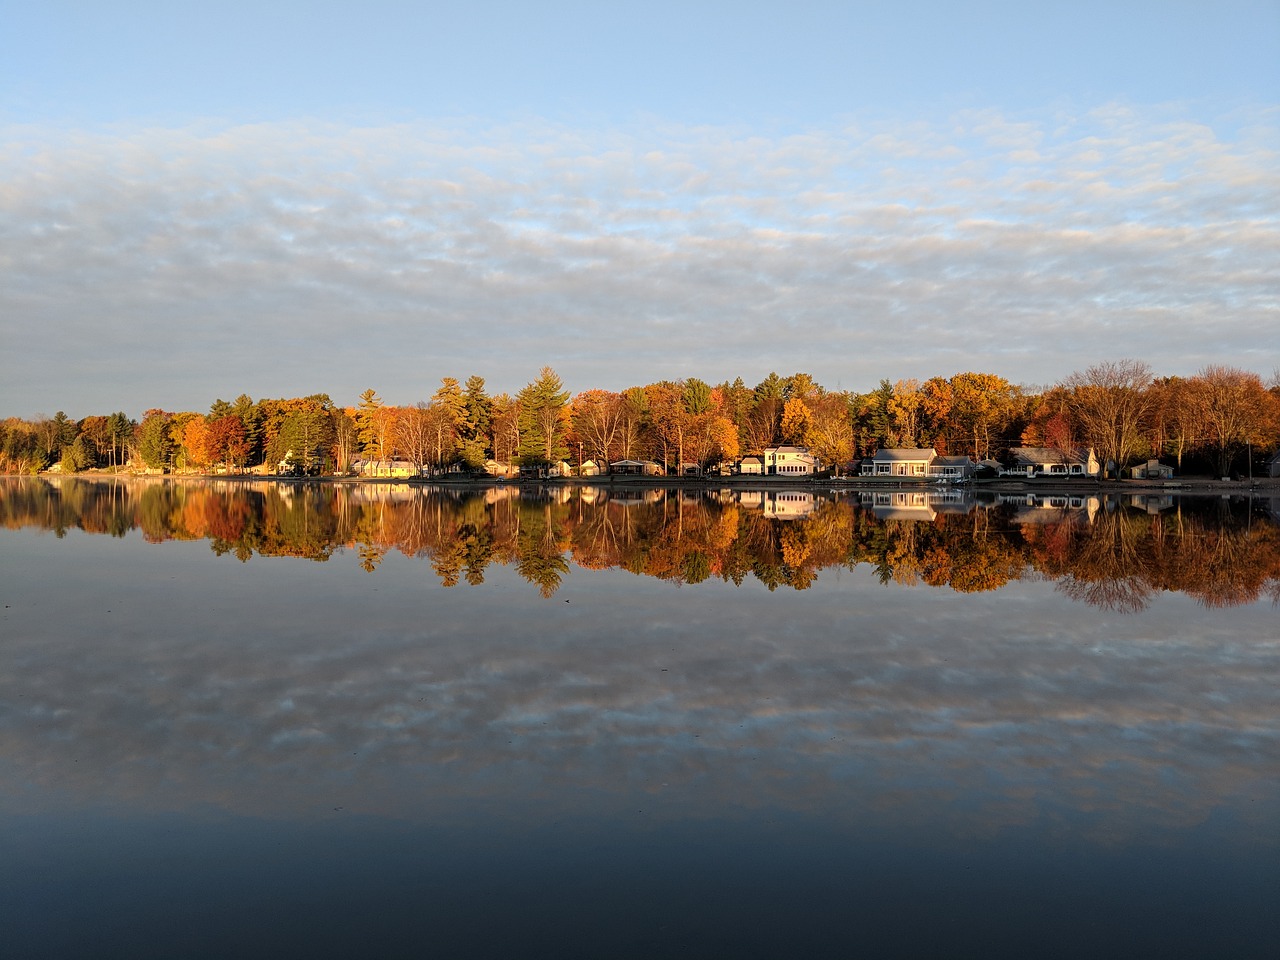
[2, 529, 1278, 845]
[1, 105, 1277, 415]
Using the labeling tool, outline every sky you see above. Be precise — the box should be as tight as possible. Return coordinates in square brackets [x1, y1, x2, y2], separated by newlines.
[2, 1, 1278, 418]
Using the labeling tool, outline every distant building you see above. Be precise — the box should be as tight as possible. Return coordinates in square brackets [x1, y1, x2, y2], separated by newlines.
[926, 455, 976, 481]
[353, 458, 419, 478]
[610, 459, 664, 476]
[738, 456, 764, 475]
[860, 448, 938, 478]
[763, 446, 818, 475]
[1130, 459, 1174, 480]
[1003, 447, 1101, 478]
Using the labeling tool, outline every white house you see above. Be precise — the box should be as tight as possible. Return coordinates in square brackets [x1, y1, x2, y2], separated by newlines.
[738, 456, 764, 475]
[353, 458, 420, 478]
[860, 448, 938, 478]
[1004, 447, 1101, 478]
[763, 446, 818, 476]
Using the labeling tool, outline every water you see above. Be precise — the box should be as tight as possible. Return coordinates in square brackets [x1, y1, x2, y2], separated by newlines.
[2, 478, 1277, 958]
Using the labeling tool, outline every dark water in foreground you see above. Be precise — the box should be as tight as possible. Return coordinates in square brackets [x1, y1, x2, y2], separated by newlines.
[1, 478, 1278, 958]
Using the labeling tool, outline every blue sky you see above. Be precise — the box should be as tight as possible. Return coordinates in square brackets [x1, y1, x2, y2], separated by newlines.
[2, 1, 1278, 416]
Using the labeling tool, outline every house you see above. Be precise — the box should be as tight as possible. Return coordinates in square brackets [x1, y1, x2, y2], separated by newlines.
[610, 459, 664, 476]
[1004, 447, 1100, 478]
[859, 448, 938, 478]
[354, 458, 419, 478]
[1267, 451, 1280, 479]
[1130, 459, 1174, 480]
[738, 456, 764, 475]
[484, 459, 518, 478]
[579, 459, 602, 476]
[763, 446, 818, 476]
[926, 455, 976, 481]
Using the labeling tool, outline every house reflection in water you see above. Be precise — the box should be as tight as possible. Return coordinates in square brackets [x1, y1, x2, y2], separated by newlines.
[861, 489, 975, 522]
[998, 493, 1101, 524]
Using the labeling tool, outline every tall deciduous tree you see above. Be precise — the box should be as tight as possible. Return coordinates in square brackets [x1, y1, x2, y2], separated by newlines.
[1198, 365, 1275, 476]
[807, 393, 855, 473]
[571, 390, 625, 466]
[1063, 360, 1154, 476]
[948, 372, 1015, 460]
[207, 415, 250, 471]
[491, 393, 521, 466]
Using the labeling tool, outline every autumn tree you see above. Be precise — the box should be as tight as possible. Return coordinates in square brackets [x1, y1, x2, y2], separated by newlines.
[714, 378, 754, 439]
[571, 390, 625, 467]
[395, 404, 434, 475]
[206, 415, 250, 471]
[888, 379, 922, 447]
[948, 372, 1015, 460]
[353, 389, 398, 472]
[618, 387, 649, 460]
[781, 396, 812, 446]
[182, 416, 215, 470]
[1147, 377, 1205, 472]
[806, 393, 856, 473]
[491, 393, 521, 465]
[1198, 365, 1276, 476]
[644, 380, 687, 471]
[1062, 360, 1154, 476]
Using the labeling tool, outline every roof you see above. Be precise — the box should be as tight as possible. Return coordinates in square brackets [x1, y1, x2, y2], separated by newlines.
[740, 456, 763, 464]
[764, 445, 811, 454]
[931, 455, 974, 466]
[610, 459, 646, 467]
[869, 447, 938, 461]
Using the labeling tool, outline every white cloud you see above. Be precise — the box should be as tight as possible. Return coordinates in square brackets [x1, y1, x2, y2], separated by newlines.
[1, 104, 1277, 415]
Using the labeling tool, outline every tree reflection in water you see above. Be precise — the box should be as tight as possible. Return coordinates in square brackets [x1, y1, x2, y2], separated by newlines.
[3, 477, 1279, 610]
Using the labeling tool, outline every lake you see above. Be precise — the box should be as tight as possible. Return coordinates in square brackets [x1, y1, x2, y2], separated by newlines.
[2, 477, 1277, 959]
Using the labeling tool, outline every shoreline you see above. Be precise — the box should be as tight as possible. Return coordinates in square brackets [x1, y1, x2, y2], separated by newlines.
[20, 469, 1280, 496]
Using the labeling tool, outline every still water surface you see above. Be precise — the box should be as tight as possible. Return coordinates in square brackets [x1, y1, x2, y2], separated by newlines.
[2, 478, 1278, 958]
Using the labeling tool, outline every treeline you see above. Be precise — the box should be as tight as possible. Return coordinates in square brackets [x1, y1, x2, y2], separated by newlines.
[3, 361, 1279, 477]
[4, 479, 1277, 609]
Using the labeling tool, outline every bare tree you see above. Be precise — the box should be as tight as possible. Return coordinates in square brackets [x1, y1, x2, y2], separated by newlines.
[1198, 365, 1274, 476]
[1062, 360, 1154, 476]
[395, 404, 434, 476]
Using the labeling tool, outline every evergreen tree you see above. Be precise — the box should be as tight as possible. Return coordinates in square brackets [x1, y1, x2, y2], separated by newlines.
[462, 374, 493, 465]
[517, 367, 570, 465]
